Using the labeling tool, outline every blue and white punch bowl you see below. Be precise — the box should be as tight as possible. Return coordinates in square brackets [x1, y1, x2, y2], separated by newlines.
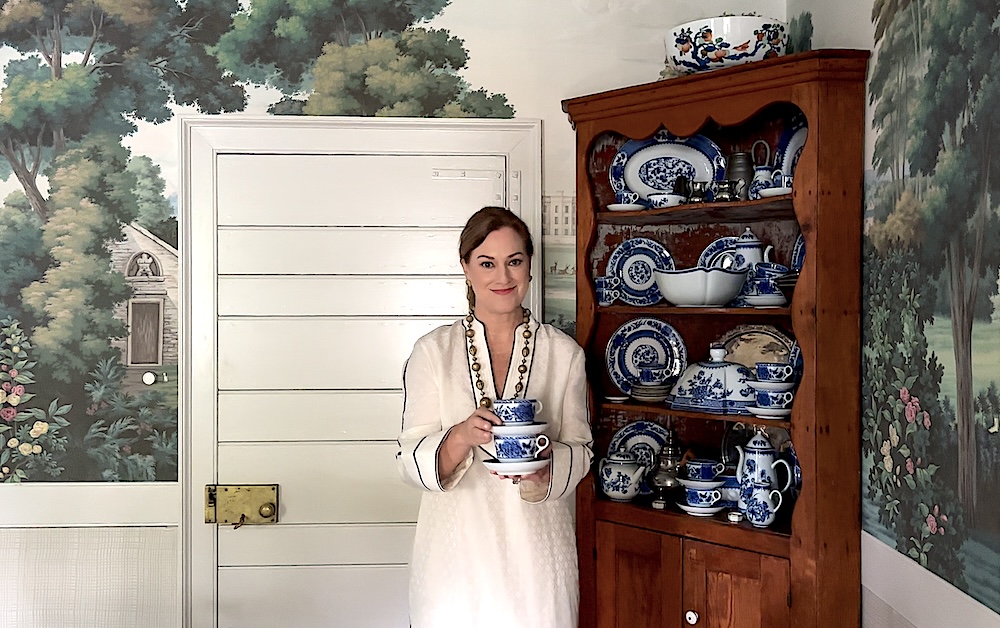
[653, 267, 748, 307]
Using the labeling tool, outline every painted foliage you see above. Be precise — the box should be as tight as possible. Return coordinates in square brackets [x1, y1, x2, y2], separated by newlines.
[864, 0, 1000, 611]
[0, 1, 511, 483]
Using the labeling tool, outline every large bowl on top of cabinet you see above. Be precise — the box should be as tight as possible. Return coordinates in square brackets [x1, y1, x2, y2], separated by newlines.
[653, 267, 748, 307]
[668, 16, 787, 75]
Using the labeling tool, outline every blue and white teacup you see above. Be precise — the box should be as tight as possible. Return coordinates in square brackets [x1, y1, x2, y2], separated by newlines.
[492, 398, 543, 425]
[494, 433, 550, 462]
[756, 389, 795, 409]
[638, 363, 669, 385]
[747, 276, 782, 297]
[595, 275, 621, 306]
[753, 261, 789, 280]
[719, 472, 741, 507]
[685, 488, 722, 507]
[615, 190, 640, 205]
[685, 459, 725, 480]
[755, 362, 795, 383]
[770, 170, 793, 189]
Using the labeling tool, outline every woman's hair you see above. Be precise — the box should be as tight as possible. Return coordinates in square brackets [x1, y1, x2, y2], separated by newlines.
[459, 206, 534, 263]
[459, 207, 534, 311]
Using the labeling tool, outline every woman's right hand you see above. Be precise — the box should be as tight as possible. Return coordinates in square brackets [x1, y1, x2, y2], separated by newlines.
[451, 408, 500, 448]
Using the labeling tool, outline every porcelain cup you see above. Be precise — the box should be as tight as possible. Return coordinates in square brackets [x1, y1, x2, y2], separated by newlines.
[753, 262, 789, 280]
[685, 488, 722, 507]
[595, 275, 622, 306]
[770, 170, 793, 189]
[685, 458, 725, 480]
[647, 193, 687, 208]
[638, 364, 669, 385]
[493, 398, 543, 424]
[615, 190, 640, 204]
[755, 362, 795, 383]
[719, 472, 741, 506]
[494, 433, 549, 462]
[756, 389, 795, 409]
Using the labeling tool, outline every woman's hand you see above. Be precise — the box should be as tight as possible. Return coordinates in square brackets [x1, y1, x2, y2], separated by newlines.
[451, 408, 500, 448]
[490, 444, 551, 485]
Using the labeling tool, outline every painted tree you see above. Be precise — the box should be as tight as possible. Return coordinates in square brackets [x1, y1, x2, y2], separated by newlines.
[0, 0, 246, 219]
[0, 193, 46, 324]
[214, 0, 513, 117]
[905, 0, 1000, 514]
[128, 155, 177, 248]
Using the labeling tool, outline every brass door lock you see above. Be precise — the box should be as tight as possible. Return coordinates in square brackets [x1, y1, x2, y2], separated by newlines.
[205, 484, 279, 527]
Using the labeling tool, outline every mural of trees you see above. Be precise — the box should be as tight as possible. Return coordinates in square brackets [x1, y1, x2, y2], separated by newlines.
[867, 0, 1000, 611]
[0, 1, 513, 481]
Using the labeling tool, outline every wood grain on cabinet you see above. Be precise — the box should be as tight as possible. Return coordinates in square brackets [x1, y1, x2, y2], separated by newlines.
[596, 522, 682, 628]
[565, 49, 869, 628]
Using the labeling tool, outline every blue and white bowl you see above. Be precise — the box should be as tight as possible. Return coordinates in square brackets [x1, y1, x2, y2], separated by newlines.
[669, 16, 787, 75]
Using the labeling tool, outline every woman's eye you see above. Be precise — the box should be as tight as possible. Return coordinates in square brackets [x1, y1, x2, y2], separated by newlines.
[480, 261, 494, 268]
[510, 259, 523, 266]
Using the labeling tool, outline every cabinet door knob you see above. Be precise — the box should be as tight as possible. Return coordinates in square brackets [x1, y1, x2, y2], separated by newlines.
[685, 610, 699, 625]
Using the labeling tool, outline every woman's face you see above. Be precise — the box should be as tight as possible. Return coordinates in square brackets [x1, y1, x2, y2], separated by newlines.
[462, 226, 530, 318]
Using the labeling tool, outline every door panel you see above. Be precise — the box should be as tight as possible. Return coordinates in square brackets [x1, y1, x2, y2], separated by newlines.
[218, 276, 466, 316]
[218, 523, 414, 566]
[217, 227, 463, 275]
[218, 565, 409, 628]
[218, 442, 419, 523]
[216, 153, 505, 226]
[217, 318, 450, 389]
[218, 391, 403, 442]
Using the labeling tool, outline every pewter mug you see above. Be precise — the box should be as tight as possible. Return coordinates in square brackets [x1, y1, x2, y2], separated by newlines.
[724, 152, 754, 200]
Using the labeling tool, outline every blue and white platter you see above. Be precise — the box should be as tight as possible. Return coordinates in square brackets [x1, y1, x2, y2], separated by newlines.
[606, 238, 675, 306]
[775, 120, 808, 176]
[605, 317, 688, 395]
[697, 236, 738, 269]
[608, 420, 671, 495]
[790, 233, 805, 272]
[610, 130, 726, 204]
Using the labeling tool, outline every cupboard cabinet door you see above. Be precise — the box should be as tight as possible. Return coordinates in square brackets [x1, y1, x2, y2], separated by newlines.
[682, 540, 789, 628]
[596, 522, 682, 628]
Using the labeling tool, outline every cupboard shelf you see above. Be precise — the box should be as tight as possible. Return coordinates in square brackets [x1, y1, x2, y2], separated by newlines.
[597, 196, 794, 225]
[599, 402, 792, 430]
[597, 305, 791, 317]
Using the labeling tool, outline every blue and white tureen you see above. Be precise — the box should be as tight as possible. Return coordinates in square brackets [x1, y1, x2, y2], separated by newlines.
[669, 345, 755, 415]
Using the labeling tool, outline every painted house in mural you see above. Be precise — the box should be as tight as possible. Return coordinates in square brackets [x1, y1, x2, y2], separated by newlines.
[109, 224, 179, 386]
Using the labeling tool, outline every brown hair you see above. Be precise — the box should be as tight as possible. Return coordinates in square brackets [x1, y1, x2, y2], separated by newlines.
[459, 207, 534, 311]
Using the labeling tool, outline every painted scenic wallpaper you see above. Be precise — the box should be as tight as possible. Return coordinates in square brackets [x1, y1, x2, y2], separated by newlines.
[0, 0, 516, 483]
[860, 0, 1000, 612]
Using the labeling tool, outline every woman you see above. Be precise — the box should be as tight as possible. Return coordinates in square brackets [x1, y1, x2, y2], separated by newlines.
[397, 206, 593, 627]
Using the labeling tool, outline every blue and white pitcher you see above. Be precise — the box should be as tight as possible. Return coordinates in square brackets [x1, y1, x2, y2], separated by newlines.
[736, 427, 791, 512]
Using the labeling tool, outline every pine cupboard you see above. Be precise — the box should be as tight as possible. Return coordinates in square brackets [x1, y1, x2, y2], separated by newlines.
[563, 50, 869, 628]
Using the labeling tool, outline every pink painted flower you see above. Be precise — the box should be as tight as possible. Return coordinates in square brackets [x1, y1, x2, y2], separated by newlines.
[927, 514, 938, 534]
[900, 387, 910, 403]
[12, 384, 24, 396]
[905, 403, 917, 423]
[0, 407, 15, 422]
[933, 505, 939, 516]
[1, 383, 10, 392]
[923, 413, 931, 429]
[917, 457, 922, 465]
[1, 364, 7, 371]
[910, 396, 920, 411]
[906, 458, 914, 474]
[939, 527, 945, 535]
[9, 369, 17, 378]
[941, 513, 948, 523]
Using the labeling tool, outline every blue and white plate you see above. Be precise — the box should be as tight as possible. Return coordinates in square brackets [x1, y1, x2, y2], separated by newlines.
[790, 233, 805, 272]
[697, 236, 739, 269]
[610, 130, 726, 204]
[775, 120, 808, 176]
[608, 420, 672, 495]
[676, 502, 726, 517]
[606, 317, 688, 395]
[606, 238, 675, 306]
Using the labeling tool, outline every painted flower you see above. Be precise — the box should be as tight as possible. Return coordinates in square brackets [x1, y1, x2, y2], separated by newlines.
[880, 439, 891, 456]
[29, 421, 48, 437]
[17, 442, 32, 456]
[923, 412, 931, 429]
[927, 514, 937, 535]
[7, 394, 21, 406]
[883, 454, 893, 472]
[1, 383, 10, 392]
[11, 346, 19, 353]
[905, 402, 917, 423]
[1, 364, 7, 370]
[1, 466, 8, 473]
[906, 458, 914, 474]
[0, 391, 7, 404]
[899, 387, 910, 403]
[12, 384, 24, 396]
[6, 438, 17, 448]
[30, 444, 40, 454]
[10, 369, 18, 377]
[910, 396, 920, 411]
[0, 407, 15, 422]
[941, 513, 948, 523]
[889, 423, 899, 447]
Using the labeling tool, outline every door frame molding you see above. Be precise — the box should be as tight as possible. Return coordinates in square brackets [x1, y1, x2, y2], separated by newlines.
[180, 115, 542, 626]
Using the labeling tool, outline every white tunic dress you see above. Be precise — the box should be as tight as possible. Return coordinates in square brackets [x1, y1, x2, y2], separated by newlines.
[397, 315, 593, 628]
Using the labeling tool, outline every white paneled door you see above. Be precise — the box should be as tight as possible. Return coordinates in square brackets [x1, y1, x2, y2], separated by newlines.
[182, 117, 541, 627]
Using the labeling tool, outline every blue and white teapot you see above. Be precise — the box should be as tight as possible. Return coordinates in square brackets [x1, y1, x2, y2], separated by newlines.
[733, 227, 774, 271]
[599, 448, 647, 502]
[736, 427, 791, 513]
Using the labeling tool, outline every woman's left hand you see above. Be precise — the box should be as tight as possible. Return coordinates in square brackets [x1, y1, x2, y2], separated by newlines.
[490, 445, 551, 485]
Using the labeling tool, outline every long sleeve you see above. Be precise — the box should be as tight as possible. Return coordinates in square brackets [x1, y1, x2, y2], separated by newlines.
[520, 342, 594, 503]
[396, 331, 472, 492]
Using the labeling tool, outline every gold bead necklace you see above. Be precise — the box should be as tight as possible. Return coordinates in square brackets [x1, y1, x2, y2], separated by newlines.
[465, 308, 532, 409]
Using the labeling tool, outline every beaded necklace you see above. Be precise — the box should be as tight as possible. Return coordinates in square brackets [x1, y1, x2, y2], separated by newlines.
[465, 307, 532, 409]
